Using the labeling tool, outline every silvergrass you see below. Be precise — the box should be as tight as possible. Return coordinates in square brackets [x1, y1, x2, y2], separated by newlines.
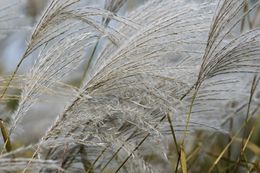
[1, 0, 260, 172]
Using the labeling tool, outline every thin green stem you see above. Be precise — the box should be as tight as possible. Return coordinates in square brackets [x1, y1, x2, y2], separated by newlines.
[166, 113, 181, 173]
[0, 119, 12, 153]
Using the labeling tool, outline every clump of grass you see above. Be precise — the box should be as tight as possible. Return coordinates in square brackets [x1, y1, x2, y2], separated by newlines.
[0, 0, 260, 172]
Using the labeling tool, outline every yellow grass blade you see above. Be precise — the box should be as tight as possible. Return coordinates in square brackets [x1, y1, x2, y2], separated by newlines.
[180, 145, 188, 173]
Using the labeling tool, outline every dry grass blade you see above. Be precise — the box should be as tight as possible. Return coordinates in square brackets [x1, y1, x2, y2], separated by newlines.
[242, 126, 256, 153]
[233, 136, 260, 155]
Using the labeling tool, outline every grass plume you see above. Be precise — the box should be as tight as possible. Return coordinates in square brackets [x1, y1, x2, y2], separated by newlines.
[0, 0, 260, 172]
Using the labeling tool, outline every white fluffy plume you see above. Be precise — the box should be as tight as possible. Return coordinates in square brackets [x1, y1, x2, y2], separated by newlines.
[1, 0, 260, 172]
